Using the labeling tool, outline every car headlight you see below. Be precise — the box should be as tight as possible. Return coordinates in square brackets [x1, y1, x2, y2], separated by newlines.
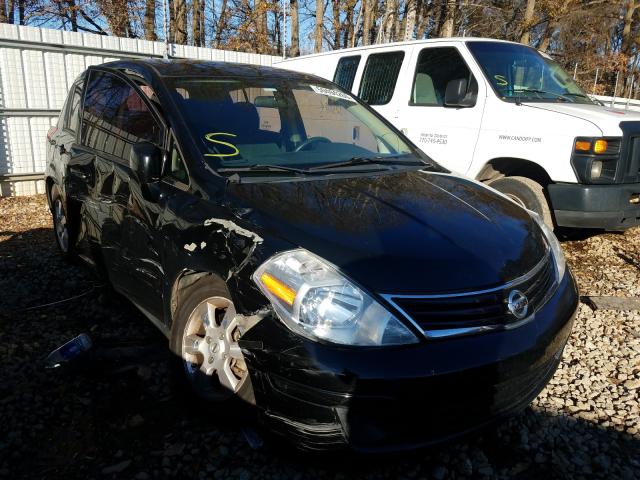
[529, 211, 566, 281]
[252, 249, 418, 346]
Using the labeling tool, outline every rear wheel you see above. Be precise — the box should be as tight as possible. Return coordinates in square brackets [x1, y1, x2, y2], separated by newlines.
[50, 184, 77, 259]
[489, 176, 553, 228]
[170, 278, 253, 403]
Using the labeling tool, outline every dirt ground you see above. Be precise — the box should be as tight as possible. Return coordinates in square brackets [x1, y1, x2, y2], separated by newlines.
[0, 195, 639, 479]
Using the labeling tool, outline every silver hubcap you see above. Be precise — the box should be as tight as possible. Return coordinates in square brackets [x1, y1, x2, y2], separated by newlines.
[181, 297, 248, 396]
[53, 199, 69, 252]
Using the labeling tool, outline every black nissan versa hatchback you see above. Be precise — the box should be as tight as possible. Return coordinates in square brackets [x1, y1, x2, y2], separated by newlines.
[45, 59, 578, 451]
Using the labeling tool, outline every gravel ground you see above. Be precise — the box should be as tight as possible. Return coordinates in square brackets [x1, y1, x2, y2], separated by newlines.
[0, 195, 639, 480]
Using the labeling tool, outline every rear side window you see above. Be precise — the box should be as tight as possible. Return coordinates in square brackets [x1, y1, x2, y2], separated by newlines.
[333, 56, 360, 91]
[66, 82, 82, 133]
[411, 47, 476, 106]
[82, 71, 161, 160]
[358, 51, 405, 105]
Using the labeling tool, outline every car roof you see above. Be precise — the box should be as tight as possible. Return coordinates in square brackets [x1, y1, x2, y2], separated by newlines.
[100, 58, 306, 79]
[276, 37, 528, 63]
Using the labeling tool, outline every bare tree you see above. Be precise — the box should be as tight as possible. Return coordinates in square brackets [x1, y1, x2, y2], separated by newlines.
[403, 0, 417, 40]
[441, 0, 456, 37]
[290, 0, 300, 55]
[520, 0, 536, 44]
[315, 0, 323, 51]
[145, 0, 157, 40]
[362, 0, 373, 44]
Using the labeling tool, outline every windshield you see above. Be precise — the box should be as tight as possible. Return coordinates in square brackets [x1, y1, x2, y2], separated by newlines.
[168, 77, 424, 173]
[467, 41, 593, 104]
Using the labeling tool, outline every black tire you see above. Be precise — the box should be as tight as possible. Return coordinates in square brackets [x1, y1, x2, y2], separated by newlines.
[489, 176, 553, 228]
[49, 184, 78, 259]
[169, 275, 254, 404]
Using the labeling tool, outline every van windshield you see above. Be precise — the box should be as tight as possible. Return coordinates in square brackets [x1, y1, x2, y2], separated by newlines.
[467, 41, 593, 104]
[168, 77, 426, 173]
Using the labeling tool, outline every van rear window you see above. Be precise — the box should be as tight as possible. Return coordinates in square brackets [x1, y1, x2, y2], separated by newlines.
[333, 56, 360, 91]
[358, 51, 404, 106]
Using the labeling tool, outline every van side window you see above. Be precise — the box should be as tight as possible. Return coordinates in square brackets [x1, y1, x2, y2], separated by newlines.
[411, 47, 476, 106]
[358, 51, 405, 106]
[82, 71, 161, 161]
[333, 56, 360, 91]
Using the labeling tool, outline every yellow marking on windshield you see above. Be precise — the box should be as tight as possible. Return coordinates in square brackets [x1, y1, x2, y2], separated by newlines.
[204, 132, 240, 158]
[494, 75, 508, 87]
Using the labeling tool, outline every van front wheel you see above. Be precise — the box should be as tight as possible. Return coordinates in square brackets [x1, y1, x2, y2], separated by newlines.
[489, 176, 553, 228]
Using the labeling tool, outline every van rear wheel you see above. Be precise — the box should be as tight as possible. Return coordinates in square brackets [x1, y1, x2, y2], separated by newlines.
[489, 176, 553, 228]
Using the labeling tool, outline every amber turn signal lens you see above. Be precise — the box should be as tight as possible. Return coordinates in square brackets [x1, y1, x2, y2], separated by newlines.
[260, 272, 296, 306]
[593, 139, 608, 154]
[575, 140, 591, 152]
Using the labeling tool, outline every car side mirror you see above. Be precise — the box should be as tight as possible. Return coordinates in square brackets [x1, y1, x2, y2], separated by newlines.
[130, 142, 162, 201]
[444, 78, 476, 108]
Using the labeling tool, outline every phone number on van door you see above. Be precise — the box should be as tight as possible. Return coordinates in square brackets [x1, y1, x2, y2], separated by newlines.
[420, 133, 448, 145]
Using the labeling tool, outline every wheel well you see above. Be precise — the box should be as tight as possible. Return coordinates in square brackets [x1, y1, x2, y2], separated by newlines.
[169, 270, 228, 326]
[476, 158, 552, 187]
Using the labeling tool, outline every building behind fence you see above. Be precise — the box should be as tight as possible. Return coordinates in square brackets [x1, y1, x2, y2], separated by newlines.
[0, 25, 279, 197]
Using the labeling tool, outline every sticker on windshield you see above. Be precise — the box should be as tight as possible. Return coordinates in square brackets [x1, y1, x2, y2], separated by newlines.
[310, 85, 356, 103]
[204, 132, 240, 158]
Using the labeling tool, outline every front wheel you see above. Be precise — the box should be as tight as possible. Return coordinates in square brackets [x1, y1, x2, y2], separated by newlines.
[489, 176, 553, 228]
[170, 278, 253, 403]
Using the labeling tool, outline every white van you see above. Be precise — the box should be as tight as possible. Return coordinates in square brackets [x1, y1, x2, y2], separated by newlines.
[276, 38, 640, 230]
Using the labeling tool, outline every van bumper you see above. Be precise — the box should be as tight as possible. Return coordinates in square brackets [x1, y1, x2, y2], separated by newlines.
[548, 182, 640, 230]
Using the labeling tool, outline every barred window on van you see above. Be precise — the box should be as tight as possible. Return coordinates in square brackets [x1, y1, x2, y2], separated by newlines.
[333, 56, 360, 91]
[358, 51, 405, 106]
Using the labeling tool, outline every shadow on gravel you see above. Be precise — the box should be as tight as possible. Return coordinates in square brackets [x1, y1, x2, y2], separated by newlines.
[1, 227, 639, 479]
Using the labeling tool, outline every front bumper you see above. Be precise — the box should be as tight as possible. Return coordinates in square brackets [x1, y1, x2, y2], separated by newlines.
[548, 182, 640, 230]
[239, 271, 579, 451]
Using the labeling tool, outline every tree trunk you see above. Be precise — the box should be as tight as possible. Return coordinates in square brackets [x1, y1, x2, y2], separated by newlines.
[7, 0, 14, 24]
[415, 0, 429, 39]
[403, 0, 417, 41]
[441, 0, 456, 37]
[290, 0, 299, 55]
[193, 0, 201, 45]
[362, 0, 372, 45]
[519, 0, 535, 44]
[315, 0, 323, 52]
[0, 0, 6, 23]
[18, 0, 23, 24]
[351, 1, 362, 47]
[145, 0, 157, 41]
[622, 0, 636, 54]
[343, 1, 353, 48]
[332, 0, 341, 49]
[215, 0, 228, 47]
[174, 0, 187, 44]
[381, 0, 397, 43]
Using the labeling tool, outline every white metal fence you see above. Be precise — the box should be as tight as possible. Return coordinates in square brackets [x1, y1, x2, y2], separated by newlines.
[0, 25, 280, 197]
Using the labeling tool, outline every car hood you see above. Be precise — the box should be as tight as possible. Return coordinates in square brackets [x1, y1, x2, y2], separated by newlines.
[225, 170, 548, 294]
[523, 102, 640, 136]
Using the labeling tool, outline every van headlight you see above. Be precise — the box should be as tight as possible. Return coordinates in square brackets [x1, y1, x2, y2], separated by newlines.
[529, 211, 566, 281]
[253, 249, 418, 346]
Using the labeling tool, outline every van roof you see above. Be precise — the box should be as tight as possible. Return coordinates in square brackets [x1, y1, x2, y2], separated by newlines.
[277, 37, 525, 63]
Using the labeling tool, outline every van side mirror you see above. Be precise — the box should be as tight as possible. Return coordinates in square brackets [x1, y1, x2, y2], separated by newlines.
[444, 78, 476, 108]
[130, 142, 161, 185]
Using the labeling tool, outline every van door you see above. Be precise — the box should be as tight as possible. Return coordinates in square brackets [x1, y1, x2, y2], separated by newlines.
[399, 46, 485, 174]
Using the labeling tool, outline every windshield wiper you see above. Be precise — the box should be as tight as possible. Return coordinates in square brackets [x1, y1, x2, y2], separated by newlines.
[309, 156, 423, 171]
[562, 92, 591, 100]
[217, 164, 309, 174]
[512, 88, 572, 103]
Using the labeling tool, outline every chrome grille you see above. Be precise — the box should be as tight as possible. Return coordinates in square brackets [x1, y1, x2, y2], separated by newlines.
[383, 252, 557, 339]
